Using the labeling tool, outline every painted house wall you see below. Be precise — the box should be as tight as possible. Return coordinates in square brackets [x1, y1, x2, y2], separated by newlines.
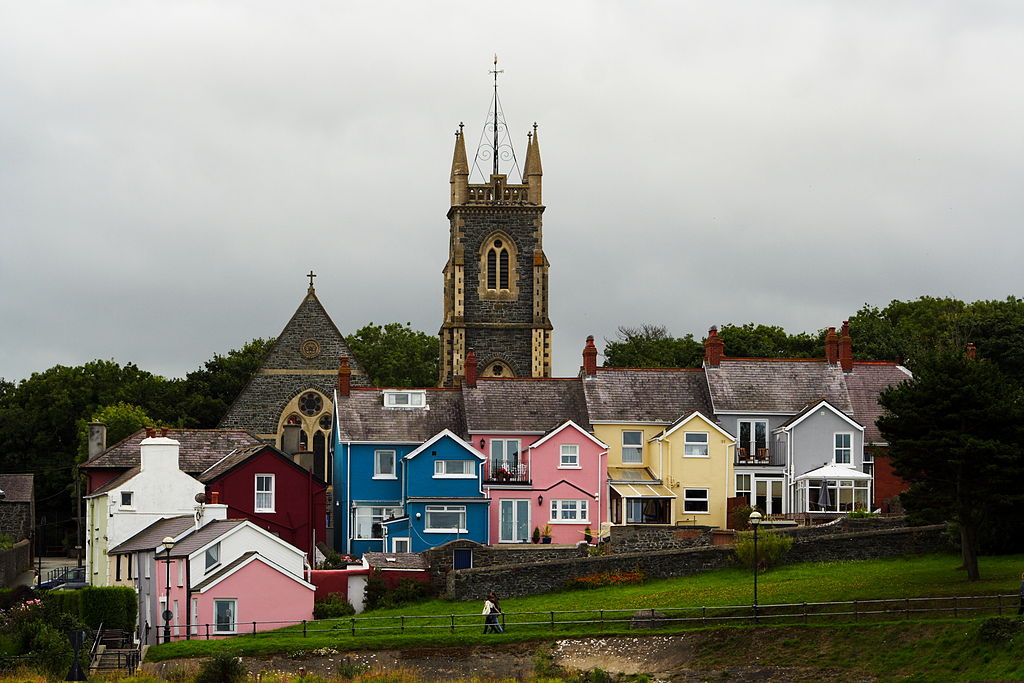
[486, 423, 605, 545]
[787, 410, 865, 476]
[190, 558, 314, 638]
[205, 451, 327, 559]
[334, 443, 417, 556]
[400, 433, 489, 552]
[188, 526, 306, 587]
[591, 424, 664, 469]
[656, 414, 734, 529]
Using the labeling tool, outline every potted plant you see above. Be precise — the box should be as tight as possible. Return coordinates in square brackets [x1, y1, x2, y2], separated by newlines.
[542, 524, 553, 544]
[495, 467, 510, 481]
[532, 526, 541, 544]
[583, 526, 593, 544]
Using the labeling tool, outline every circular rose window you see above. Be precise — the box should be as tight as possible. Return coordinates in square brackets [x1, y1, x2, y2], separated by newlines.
[299, 392, 323, 416]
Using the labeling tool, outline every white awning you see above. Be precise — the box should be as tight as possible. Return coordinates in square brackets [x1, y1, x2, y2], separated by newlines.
[795, 464, 872, 482]
[610, 482, 676, 498]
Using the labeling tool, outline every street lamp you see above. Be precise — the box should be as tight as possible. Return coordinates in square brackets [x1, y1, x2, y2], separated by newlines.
[749, 510, 763, 624]
[162, 536, 176, 644]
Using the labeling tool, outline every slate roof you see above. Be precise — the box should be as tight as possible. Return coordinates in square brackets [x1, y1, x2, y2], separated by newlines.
[706, 359, 852, 414]
[166, 520, 245, 558]
[80, 429, 263, 473]
[110, 516, 195, 553]
[463, 378, 590, 433]
[0, 474, 34, 503]
[335, 389, 465, 442]
[362, 552, 428, 570]
[582, 367, 712, 424]
[845, 362, 913, 445]
[196, 443, 324, 485]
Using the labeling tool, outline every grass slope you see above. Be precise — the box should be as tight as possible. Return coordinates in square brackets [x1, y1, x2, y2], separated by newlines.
[149, 553, 1023, 666]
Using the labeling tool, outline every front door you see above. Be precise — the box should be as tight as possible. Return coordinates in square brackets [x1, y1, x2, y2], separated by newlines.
[453, 548, 473, 570]
[499, 499, 530, 543]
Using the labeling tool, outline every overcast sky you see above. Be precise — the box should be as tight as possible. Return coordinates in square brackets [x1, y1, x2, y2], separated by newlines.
[2, 1, 1022, 384]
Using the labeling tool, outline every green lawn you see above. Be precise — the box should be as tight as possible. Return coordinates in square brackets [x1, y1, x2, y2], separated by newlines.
[148, 553, 1023, 662]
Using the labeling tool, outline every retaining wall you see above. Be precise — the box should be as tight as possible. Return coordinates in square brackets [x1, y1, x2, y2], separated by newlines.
[446, 524, 948, 600]
[0, 539, 32, 588]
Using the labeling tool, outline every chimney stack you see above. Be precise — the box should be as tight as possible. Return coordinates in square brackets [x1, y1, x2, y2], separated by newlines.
[282, 420, 301, 455]
[87, 422, 107, 459]
[705, 327, 725, 368]
[966, 342, 977, 360]
[582, 336, 598, 376]
[337, 356, 351, 397]
[464, 348, 478, 388]
[839, 321, 853, 373]
[825, 327, 839, 366]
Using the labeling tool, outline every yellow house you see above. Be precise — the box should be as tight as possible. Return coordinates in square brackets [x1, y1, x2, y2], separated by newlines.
[651, 411, 735, 529]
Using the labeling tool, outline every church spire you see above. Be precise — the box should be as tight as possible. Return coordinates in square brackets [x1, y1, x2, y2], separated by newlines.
[450, 123, 469, 205]
[524, 122, 543, 204]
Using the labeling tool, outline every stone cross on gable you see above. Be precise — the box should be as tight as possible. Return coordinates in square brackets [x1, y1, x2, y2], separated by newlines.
[307, 270, 316, 289]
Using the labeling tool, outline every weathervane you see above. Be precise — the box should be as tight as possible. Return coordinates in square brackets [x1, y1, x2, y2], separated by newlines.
[489, 55, 504, 177]
[471, 55, 521, 182]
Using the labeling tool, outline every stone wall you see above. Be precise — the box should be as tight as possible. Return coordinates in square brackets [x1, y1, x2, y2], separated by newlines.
[0, 502, 32, 542]
[422, 539, 586, 594]
[0, 539, 32, 588]
[446, 524, 948, 600]
[607, 525, 714, 553]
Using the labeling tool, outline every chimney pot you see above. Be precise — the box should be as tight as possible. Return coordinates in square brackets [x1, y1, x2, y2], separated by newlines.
[705, 326, 725, 368]
[825, 327, 839, 365]
[839, 321, 853, 373]
[582, 336, 598, 376]
[337, 356, 351, 397]
[145, 426, 155, 439]
[464, 348, 478, 387]
[210, 490, 220, 505]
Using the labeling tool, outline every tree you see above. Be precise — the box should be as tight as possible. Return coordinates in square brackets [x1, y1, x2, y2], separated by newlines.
[75, 402, 153, 462]
[717, 323, 822, 358]
[347, 323, 439, 387]
[178, 338, 273, 427]
[877, 351, 1024, 580]
[602, 325, 703, 368]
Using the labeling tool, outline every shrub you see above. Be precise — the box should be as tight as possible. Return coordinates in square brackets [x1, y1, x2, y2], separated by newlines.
[313, 593, 356, 619]
[564, 569, 646, 590]
[0, 534, 14, 550]
[318, 551, 352, 570]
[195, 651, 247, 683]
[733, 529, 793, 572]
[978, 617, 1023, 644]
[363, 571, 431, 612]
[729, 504, 757, 531]
[335, 656, 369, 679]
[846, 509, 880, 519]
[19, 620, 80, 681]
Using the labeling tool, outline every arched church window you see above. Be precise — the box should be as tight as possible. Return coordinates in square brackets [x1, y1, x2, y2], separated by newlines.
[313, 432, 327, 482]
[486, 239, 510, 291]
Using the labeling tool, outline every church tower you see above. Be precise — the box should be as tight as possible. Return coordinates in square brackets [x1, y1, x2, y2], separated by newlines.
[439, 67, 552, 386]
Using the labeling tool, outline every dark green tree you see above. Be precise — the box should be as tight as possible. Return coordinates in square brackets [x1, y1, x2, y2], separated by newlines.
[75, 402, 153, 462]
[178, 337, 273, 426]
[602, 325, 703, 368]
[718, 323, 823, 358]
[877, 351, 1024, 580]
[347, 323, 439, 387]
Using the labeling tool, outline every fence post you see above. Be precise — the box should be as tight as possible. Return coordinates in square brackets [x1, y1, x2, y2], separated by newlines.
[351, 618, 356, 636]
[253, 621, 257, 634]
[450, 615, 455, 634]
[550, 611, 555, 632]
[905, 598, 909, 619]
[599, 610, 604, 632]
[953, 597, 958, 619]
[401, 616, 405, 634]
[803, 602, 808, 624]
[702, 606, 706, 625]
[853, 600, 858, 622]
[205, 623, 210, 640]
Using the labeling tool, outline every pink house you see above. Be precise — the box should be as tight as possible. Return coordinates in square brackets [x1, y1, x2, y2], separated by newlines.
[119, 517, 315, 644]
[462, 375, 608, 545]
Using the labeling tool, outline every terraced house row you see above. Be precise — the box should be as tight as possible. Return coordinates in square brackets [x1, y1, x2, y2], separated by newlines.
[331, 325, 910, 556]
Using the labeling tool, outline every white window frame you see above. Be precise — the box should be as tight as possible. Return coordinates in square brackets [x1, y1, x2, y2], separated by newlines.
[213, 598, 237, 634]
[354, 506, 402, 539]
[550, 499, 589, 522]
[737, 419, 769, 458]
[120, 491, 134, 508]
[383, 390, 426, 408]
[683, 432, 709, 457]
[735, 473, 752, 501]
[622, 431, 644, 464]
[834, 432, 853, 465]
[391, 537, 411, 553]
[683, 488, 710, 514]
[374, 450, 397, 479]
[254, 473, 275, 512]
[205, 542, 221, 571]
[424, 505, 467, 533]
[433, 459, 475, 478]
[559, 444, 580, 468]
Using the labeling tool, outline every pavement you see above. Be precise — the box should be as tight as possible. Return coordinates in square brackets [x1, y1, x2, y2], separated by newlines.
[11, 556, 80, 589]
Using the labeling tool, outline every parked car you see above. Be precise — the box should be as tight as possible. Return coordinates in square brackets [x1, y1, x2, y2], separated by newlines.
[34, 566, 87, 591]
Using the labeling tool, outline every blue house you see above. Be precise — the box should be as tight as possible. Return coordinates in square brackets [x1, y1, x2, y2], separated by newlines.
[382, 429, 490, 553]
[332, 385, 468, 556]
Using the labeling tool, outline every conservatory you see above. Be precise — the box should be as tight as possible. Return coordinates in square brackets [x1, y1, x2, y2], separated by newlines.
[793, 464, 872, 513]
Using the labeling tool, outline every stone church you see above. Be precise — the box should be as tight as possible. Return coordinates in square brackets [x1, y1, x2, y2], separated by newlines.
[220, 89, 552, 463]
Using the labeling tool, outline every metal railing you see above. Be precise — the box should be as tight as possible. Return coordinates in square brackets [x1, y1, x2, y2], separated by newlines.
[155, 593, 1018, 642]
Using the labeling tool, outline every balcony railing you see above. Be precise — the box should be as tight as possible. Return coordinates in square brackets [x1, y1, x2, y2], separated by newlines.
[735, 447, 775, 466]
[483, 461, 531, 484]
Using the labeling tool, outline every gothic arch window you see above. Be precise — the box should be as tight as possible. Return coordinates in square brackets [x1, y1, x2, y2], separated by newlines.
[478, 233, 518, 300]
[481, 360, 514, 378]
[277, 389, 333, 485]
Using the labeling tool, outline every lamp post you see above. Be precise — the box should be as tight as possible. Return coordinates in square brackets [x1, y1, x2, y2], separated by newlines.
[749, 510, 762, 624]
[162, 536, 176, 644]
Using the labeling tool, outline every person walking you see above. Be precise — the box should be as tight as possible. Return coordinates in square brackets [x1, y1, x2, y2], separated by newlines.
[1018, 572, 1024, 615]
[482, 591, 503, 633]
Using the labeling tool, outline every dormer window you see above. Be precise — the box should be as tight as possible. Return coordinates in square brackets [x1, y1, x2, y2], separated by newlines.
[383, 391, 426, 408]
[205, 542, 221, 571]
